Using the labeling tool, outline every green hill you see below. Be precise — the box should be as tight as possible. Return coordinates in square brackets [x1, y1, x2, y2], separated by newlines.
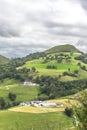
[22, 52, 87, 81]
[0, 55, 9, 64]
[45, 44, 80, 54]
[1, 44, 87, 82]
[0, 44, 86, 130]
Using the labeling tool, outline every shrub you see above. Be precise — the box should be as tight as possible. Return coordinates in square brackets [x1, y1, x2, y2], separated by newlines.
[37, 94, 49, 101]
[46, 65, 57, 69]
[64, 107, 73, 117]
[8, 92, 16, 102]
[0, 97, 6, 109]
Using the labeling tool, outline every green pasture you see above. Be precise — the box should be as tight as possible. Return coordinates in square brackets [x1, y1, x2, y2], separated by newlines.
[23, 58, 80, 76]
[0, 111, 74, 130]
[0, 79, 39, 102]
[20, 52, 87, 81]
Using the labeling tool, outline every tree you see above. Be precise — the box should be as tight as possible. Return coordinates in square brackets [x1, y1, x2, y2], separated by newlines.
[31, 67, 36, 72]
[58, 75, 61, 79]
[63, 71, 68, 76]
[64, 107, 73, 117]
[0, 97, 6, 109]
[81, 65, 86, 71]
[74, 91, 87, 130]
[74, 70, 79, 74]
[8, 93, 16, 102]
[68, 68, 70, 72]
[77, 62, 81, 67]
[57, 58, 62, 63]
[46, 65, 57, 69]
[66, 59, 71, 64]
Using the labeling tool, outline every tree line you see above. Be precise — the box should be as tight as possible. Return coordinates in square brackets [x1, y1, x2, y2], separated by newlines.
[0, 92, 17, 109]
[0, 60, 37, 82]
[33, 76, 87, 100]
[75, 54, 87, 64]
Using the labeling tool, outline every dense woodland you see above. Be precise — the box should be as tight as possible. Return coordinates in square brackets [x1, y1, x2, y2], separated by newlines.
[34, 76, 87, 100]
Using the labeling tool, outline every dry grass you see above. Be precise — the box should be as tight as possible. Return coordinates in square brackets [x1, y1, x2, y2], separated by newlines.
[9, 106, 64, 113]
[9, 99, 80, 114]
[46, 99, 79, 107]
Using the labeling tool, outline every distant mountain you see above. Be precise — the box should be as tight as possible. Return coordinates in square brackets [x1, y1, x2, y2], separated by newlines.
[0, 55, 9, 65]
[45, 44, 81, 54]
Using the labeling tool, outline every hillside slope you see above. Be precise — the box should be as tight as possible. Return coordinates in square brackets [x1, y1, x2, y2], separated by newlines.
[45, 44, 81, 54]
[0, 55, 9, 64]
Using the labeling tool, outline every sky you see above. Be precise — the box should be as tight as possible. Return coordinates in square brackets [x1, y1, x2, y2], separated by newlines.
[0, 0, 87, 58]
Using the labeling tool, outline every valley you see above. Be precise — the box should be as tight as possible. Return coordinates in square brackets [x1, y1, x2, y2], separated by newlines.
[0, 44, 87, 130]
[0, 78, 74, 130]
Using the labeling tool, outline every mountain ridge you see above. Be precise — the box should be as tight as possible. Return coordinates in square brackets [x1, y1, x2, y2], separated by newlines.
[45, 44, 81, 54]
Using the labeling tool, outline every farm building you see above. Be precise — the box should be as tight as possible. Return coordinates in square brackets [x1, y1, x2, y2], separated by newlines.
[19, 101, 64, 108]
[23, 81, 39, 86]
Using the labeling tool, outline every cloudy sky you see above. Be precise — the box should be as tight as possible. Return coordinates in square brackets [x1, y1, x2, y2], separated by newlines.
[0, 0, 87, 58]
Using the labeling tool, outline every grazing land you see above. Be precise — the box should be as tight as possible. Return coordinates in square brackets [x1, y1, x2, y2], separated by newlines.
[21, 52, 87, 81]
[0, 78, 76, 130]
[0, 111, 74, 130]
[0, 44, 87, 130]
[0, 79, 39, 102]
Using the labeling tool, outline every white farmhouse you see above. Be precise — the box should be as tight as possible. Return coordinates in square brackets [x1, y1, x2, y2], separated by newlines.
[23, 81, 39, 86]
[19, 101, 64, 108]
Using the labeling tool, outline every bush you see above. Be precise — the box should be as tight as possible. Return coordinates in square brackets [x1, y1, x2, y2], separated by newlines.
[49, 93, 55, 99]
[64, 107, 73, 117]
[81, 66, 87, 71]
[63, 71, 69, 76]
[8, 92, 16, 102]
[46, 65, 57, 69]
[37, 94, 49, 101]
[63, 71, 77, 77]
[0, 97, 6, 109]
[74, 91, 87, 130]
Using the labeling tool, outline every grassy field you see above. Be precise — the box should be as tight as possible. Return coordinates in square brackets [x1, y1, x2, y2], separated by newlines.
[23, 55, 80, 76]
[24, 59, 80, 71]
[19, 52, 87, 81]
[0, 51, 84, 130]
[0, 79, 77, 130]
[0, 79, 39, 102]
[0, 110, 74, 130]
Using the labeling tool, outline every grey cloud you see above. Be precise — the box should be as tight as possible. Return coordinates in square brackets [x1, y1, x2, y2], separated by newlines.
[0, 40, 50, 58]
[76, 40, 87, 46]
[0, 22, 20, 38]
[76, 40, 87, 53]
[52, 29, 87, 38]
[0, 0, 87, 57]
[79, 0, 87, 11]
[44, 21, 87, 30]
[42, 20, 87, 39]
[46, 23, 87, 38]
